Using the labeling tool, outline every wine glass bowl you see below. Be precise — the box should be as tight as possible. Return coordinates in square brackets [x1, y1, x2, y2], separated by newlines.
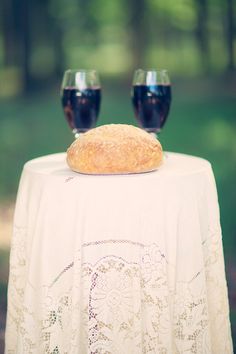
[61, 69, 101, 138]
[131, 69, 171, 134]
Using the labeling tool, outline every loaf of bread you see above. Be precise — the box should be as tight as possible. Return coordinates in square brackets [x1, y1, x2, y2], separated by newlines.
[66, 124, 163, 174]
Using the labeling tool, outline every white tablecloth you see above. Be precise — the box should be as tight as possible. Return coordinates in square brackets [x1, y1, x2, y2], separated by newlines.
[5, 152, 233, 354]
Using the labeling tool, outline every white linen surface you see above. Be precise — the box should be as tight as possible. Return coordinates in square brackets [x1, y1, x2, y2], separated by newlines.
[5, 152, 233, 354]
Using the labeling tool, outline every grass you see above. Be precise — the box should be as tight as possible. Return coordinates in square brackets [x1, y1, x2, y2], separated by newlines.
[0, 76, 236, 348]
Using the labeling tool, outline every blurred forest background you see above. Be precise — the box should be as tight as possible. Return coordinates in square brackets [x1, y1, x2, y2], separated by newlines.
[0, 0, 235, 351]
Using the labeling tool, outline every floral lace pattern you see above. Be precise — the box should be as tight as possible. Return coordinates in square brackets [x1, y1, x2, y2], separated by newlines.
[5, 227, 233, 354]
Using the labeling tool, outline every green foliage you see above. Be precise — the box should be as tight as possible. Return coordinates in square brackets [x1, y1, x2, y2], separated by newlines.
[1, 0, 235, 94]
[149, 0, 197, 30]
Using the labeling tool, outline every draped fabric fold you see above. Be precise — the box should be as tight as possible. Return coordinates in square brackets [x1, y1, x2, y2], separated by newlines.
[5, 152, 233, 353]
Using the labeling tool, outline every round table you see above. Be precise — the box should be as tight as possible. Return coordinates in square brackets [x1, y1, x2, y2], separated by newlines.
[5, 152, 233, 354]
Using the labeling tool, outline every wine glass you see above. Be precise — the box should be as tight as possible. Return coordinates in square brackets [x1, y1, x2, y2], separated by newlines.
[131, 69, 171, 137]
[61, 69, 101, 138]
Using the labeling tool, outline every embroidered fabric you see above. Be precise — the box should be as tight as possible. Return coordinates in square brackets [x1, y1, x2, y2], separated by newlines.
[6, 233, 232, 353]
[5, 153, 233, 354]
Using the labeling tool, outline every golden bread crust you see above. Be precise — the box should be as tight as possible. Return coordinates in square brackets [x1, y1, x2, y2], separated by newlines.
[66, 124, 163, 174]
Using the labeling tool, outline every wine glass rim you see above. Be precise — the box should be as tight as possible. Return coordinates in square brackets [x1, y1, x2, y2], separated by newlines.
[135, 68, 168, 73]
[65, 69, 98, 74]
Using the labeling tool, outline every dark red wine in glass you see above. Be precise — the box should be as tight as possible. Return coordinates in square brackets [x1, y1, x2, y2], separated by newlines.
[131, 69, 171, 135]
[61, 70, 101, 138]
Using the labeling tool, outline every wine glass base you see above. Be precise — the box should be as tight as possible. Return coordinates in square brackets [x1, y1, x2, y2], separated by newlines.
[72, 129, 86, 139]
[149, 132, 158, 139]
[143, 128, 161, 139]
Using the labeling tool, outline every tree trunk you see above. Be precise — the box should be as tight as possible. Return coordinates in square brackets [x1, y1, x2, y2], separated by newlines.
[19, 0, 32, 92]
[127, 0, 147, 69]
[1, 0, 17, 66]
[226, 0, 235, 71]
[195, 0, 209, 71]
[53, 26, 65, 78]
